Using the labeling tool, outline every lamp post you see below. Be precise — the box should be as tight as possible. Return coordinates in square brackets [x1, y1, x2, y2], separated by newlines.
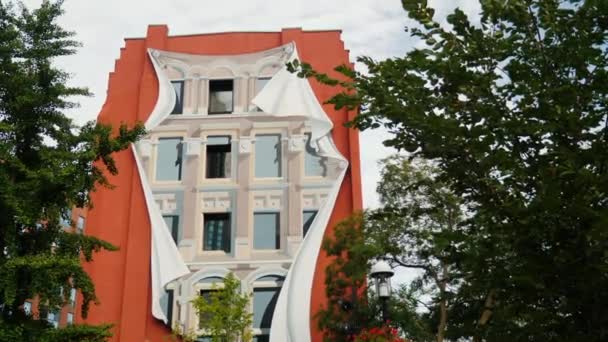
[370, 259, 394, 323]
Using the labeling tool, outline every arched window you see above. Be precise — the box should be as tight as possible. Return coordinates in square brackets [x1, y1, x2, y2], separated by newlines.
[252, 275, 284, 342]
[196, 276, 225, 332]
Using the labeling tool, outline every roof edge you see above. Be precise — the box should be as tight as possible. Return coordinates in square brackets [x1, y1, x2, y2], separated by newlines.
[124, 27, 342, 41]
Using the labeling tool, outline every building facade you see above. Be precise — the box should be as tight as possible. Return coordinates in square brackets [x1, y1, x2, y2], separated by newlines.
[80, 26, 361, 342]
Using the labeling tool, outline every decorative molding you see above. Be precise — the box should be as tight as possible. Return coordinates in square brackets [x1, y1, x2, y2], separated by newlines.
[288, 135, 306, 152]
[199, 122, 241, 130]
[239, 137, 252, 154]
[252, 121, 289, 129]
[150, 124, 189, 132]
[136, 140, 152, 158]
[253, 190, 283, 210]
[184, 138, 202, 157]
[153, 193, 177, 214]
[302, 190, 329, 210]
[201, 191, 232, 212]
[248, 182, 289, 191]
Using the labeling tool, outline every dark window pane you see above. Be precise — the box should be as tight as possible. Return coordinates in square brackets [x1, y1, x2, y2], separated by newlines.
[303, 210, 318, 237]
[254, 213, 280, 250]
[255, 135, 281, 178]
[171, 81, 184, 114]
[253, 336, 269, 342]
[156, 138, 183, 181]
[209, 80, 233, 114]
[253, 288, 281, 329]
[163, 215, 179, 243]
[203, 213, 231, 252]
[304, 133, 327, 177]
[206, 136, 231, 179]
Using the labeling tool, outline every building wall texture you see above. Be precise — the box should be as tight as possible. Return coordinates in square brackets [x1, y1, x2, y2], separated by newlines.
[80, 26, 361, 342]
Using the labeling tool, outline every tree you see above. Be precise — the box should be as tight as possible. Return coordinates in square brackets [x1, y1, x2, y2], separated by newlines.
[370, 156, 464, 342]
[192, 273, 253, 342]
[294, 0, 608, 340]
[318, 157, 465, 342]
[0, 1, 144, 340]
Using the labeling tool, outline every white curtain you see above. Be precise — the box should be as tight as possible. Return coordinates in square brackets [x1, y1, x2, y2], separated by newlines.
[253, 44, 348, 342]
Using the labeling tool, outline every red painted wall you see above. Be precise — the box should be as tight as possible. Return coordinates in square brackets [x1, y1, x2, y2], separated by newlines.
[81, 26, 362, 341]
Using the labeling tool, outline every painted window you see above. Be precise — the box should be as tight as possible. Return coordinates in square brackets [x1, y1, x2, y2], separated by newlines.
[163, 215, 180, 244]
[198, 289, 218, 329]
[253, 213, 280, 250]
[160, 289, 174, 327]
[203, 213, 231, 253]
[76, 216, 85, 233]
[171, 80, 184, 114]
[66, 313, 74, 325]
[303, 210, 318, 237]
[254, 135, 281, 178]
[304, 133, 327, 177]
[206, 136, 231, 179]
[209, 80, 233, 114]
[253, 287, 281, 332]
[252, 77, 271, 112]
[156, 137, 183, 181]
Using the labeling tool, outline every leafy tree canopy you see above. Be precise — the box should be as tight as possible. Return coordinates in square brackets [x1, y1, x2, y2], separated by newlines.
[0, 0, 144, 340]
[295, 0, 608, 341]
[192, 273, 253, 342]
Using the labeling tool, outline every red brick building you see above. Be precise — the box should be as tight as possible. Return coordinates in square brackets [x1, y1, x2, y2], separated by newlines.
[79, 26, 361, 342]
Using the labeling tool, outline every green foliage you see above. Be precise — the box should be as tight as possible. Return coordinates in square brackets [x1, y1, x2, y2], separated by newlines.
[296, 0, 608, 340]
[0, 0, 144, 340]
[192, 273, 253, 342]
[318, 157, 464, 342]
[316, 212, 380, 342]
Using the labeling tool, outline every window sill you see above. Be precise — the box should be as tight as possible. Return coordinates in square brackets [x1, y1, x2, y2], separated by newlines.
[165, 112, 271, 120]
[200, 250, 231, 256]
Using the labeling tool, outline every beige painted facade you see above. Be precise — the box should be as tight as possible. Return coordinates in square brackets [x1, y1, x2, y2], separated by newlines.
[135, 46, 338, 337]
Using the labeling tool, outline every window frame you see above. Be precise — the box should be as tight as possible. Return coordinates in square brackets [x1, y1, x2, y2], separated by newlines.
[252, 212, 281, 251]
[302, 210, 318, 238]
[151, 132, 187, 185]
[303, 132, 328, 178]
[170, 80, 185, 115]
[250, 76, 272, 112]
[202, 212, 232, 254]
[193, 277, 226, 335]
[204, 135, 232, 180]
[163, 215, 180, 244]
[253, 132, 284, 180]
[250, 276, 284, 338]
[208, 79, 234, 115]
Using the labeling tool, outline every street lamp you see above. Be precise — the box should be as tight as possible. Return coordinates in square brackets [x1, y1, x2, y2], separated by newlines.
[370, 259, 394, 323]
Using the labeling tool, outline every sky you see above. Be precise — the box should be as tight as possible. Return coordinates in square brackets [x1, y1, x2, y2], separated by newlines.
[20, 0, 481, 283]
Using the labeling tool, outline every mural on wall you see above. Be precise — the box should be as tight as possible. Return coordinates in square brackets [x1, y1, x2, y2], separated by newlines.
[133, 43, 347, 342]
